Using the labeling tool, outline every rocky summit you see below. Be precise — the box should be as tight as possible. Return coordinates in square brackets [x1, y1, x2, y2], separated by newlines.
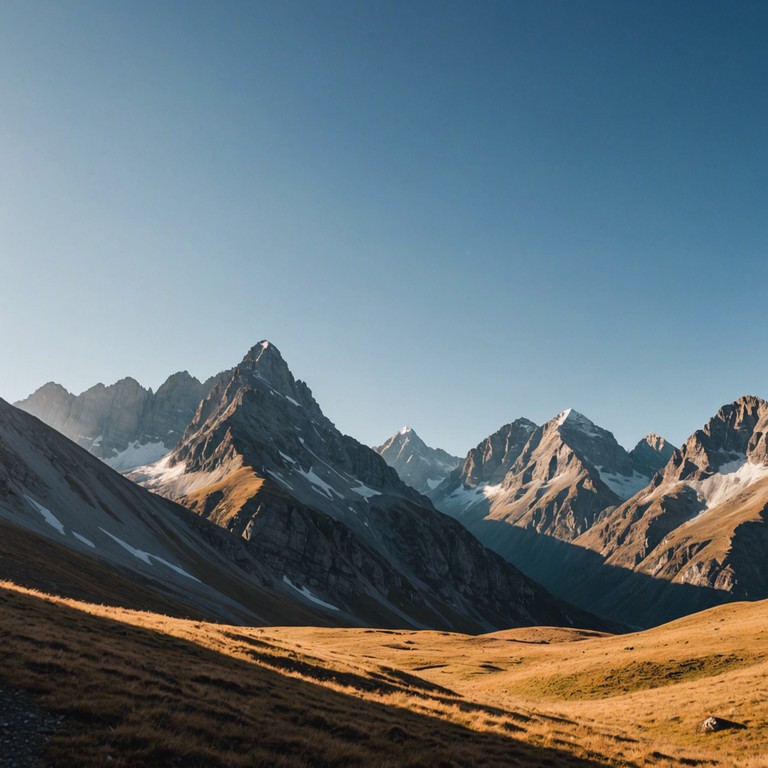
[374, 426, 460, 494]
[629, 432, 677, 477]
[431, 408, 656, 553]
[129, 341, 605, 633]
[15, 370, 231, 472]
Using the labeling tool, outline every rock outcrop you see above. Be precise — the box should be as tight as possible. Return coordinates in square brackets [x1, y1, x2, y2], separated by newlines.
[430, 410, 656, 561]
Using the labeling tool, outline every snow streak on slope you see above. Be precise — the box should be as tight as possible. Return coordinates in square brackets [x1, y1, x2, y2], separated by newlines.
[688, 456, 768, 513]
[596, 468, 650, 500]
[282, 575, 340, 611]
[104, 440, 170, 472]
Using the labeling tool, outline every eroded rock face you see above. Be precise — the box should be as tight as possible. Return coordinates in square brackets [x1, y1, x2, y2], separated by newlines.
[130, 341, 606, 633]
[455, 419, 538, 489]
[374, 427, 460, 494]
[570, 396, 768, 626]
[431, 409, 655, 548]
[629, 433, 677, 478]
[15, 370, 230, 471]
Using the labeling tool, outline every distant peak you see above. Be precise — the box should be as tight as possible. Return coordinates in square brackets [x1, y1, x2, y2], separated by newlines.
[37, 381, 71, 395]
[398, 426, 413, 436]
[633, 433, 676, 456]
[240, 340, 287, 368]
[552, 408, 604, 438]
[555, 408, 593, 427]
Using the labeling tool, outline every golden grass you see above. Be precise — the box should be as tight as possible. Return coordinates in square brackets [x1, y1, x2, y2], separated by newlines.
[180, 466, 267, 528]
[0, 581, 603, 767]
[1, 577, 767, 766]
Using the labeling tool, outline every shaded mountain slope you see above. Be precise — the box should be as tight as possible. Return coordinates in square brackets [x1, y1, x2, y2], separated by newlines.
[0, 396, 363, 627]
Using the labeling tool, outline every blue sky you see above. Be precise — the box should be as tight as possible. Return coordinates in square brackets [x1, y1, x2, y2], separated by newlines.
[1, 1, 767, 455]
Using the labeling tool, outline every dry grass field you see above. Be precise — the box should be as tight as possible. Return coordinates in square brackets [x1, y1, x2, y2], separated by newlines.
[0, 577, 766, 766]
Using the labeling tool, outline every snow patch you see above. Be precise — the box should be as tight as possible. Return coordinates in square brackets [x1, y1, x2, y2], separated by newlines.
[278, 451, 296, 464]
[296, 467, 340, 499]
[104, 440, 170, 473]
[555, 409, 602, 438]
[426, 478, 443, 490]
[266, 469, 294, 491]
[99, 528, 200, 581]
[282, 575, 339, 611]
[596, 468, 650, 500]
[285, 396, 301, 407]
[350, 484, 381, 500]
[72, 531, 96, 548]
[24, 495, 65, 535]
[689, 457, 768, 512]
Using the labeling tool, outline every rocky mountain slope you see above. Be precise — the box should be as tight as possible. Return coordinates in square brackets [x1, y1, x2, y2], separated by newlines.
[0, 396, 344, 626]
[15, 370, 229, 472]
[569, 395, 768, 625]
[629, 433, 676, 477]
[130, 341, 606, 633]
[431, 409, 660, 552]
[427, 411, 684, 618]
[374, 426, 460, 494]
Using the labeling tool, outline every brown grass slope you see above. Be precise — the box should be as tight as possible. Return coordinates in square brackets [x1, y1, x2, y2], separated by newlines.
[0, 581, 602, 767]
[2, 580, 767, 766]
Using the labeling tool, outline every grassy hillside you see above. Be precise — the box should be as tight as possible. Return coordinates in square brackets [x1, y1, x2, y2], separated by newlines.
[0, 578, 766, 766]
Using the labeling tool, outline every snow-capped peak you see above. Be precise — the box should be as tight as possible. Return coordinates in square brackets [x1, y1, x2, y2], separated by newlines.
[554, 408, 602, 438]
[398, 426, 413, 436]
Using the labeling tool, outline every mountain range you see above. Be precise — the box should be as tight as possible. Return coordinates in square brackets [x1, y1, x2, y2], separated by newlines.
[12, 342, 768, 632]
[15, 370, 230, 471]
[5, 342, 602, 633]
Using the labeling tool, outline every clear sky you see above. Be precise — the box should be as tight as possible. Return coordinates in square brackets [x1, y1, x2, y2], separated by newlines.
[1, 0, 767, 455]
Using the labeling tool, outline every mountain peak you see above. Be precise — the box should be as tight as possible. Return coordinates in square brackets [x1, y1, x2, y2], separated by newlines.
[375, 427, 460, 494]
[241, 339, 283, 363]
[636, 433, 673, 452]
[26, 381, 72, 399]
[235, 341, 296, 389]
[553, 408, 600, 435]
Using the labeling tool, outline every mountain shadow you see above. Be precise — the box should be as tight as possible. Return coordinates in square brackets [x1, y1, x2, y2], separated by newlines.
[0, 584, 605, 767]
[462, 519, 735, 629]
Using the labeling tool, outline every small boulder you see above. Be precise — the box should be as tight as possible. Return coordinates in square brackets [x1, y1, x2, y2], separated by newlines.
[696, 716, 747, 733]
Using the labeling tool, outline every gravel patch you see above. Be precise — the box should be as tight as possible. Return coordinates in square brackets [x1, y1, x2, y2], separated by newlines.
[0, 687, 64, 767]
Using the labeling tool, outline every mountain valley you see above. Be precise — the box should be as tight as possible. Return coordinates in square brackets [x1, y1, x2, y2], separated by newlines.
[7, 343, 768, 766]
